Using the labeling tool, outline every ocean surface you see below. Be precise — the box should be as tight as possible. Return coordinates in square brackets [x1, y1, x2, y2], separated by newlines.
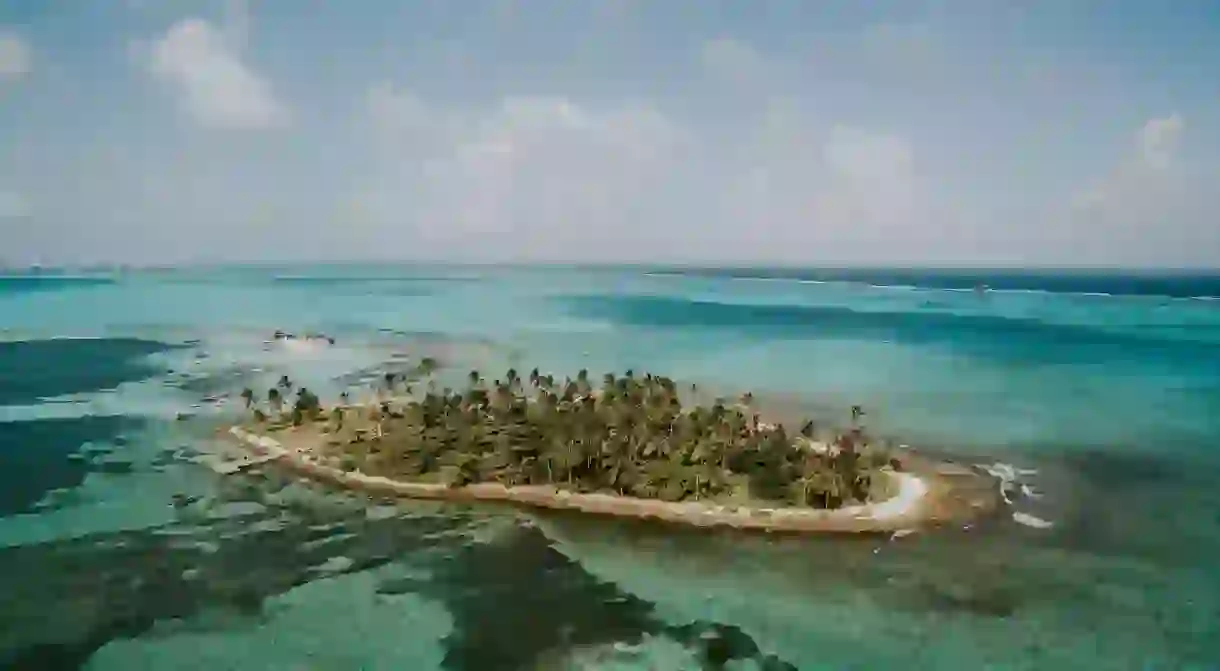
[1, 265, 1219, 670]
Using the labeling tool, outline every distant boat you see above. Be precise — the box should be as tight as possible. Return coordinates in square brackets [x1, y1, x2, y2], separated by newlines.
[974, 283, 989, 295]
[271, 330, 336, 346]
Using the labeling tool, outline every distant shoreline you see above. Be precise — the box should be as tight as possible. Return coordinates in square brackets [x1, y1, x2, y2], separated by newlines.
[221, 425, 1000, 534]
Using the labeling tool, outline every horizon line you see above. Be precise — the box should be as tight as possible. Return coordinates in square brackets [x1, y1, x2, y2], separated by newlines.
[3, 260, 1219, 275]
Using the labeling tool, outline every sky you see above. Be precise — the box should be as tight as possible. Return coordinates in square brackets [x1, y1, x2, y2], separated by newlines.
[1, 0, 1218, 267]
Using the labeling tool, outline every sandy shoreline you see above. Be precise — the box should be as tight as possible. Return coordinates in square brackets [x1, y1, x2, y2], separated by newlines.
[221, 425, 999, 534]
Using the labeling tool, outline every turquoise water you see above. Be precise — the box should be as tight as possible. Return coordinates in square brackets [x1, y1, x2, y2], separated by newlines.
[2, 266, 1219, 669]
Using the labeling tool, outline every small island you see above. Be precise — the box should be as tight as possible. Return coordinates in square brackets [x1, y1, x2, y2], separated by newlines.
[224, 361, 1000, 533]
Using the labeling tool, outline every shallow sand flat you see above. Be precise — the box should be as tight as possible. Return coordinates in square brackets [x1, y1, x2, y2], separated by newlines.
[223, 425, 1001, 534]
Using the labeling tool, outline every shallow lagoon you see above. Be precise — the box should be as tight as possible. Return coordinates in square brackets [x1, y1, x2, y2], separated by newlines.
[1, 266, 1218, 669]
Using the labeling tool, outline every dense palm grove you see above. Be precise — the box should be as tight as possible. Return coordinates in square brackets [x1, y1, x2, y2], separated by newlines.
[242, 364, 895, 510]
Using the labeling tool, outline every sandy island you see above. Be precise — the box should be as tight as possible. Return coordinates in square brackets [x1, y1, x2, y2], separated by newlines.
[220, 424, 1000, 534]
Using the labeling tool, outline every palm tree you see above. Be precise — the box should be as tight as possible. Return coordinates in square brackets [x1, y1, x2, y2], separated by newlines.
[447, 453, 481, 488]
[240, 387, 255, 409]
[799, 420, 815, 439]
[802, 469, 843, 508]
[266, 362, 885, 509]
[293, 387, 321, 422]
[367, 403, 385, 439]
[835, 431, 859, 459]
[851, 404, 865, 427]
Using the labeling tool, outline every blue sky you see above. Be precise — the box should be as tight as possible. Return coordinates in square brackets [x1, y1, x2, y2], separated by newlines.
[1, 1, 1218, 266]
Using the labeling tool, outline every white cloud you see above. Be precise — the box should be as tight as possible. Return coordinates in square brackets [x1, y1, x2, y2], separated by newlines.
[824, 125, 914, 185]
[1075, 113, 1185, 214]
[14, 7, 1209, 267]
[1063, 113, 1220, 265]
[716, 102, 926, 262]
[816, 125, 917, 229]
[691, 35, 943, 261]
[1137, 113, 1183, 171]
[351, 88, 686, 260]
[0, 29, 31, 81]
[354, 67, 938, 263]
[365, 82, 459, 154]
[142, 17, 287, 129]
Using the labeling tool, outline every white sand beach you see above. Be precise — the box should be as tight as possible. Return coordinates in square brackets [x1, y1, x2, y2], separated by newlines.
[222, 425, 992, 534]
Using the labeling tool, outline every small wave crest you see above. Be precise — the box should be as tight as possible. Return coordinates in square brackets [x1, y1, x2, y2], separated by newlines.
[638, 270, 1220, 302]
[978, 462, 1055, 529]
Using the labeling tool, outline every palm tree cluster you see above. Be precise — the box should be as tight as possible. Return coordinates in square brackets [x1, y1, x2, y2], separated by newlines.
[295, 367, 892, 510]
[240, 374, 321, 427]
